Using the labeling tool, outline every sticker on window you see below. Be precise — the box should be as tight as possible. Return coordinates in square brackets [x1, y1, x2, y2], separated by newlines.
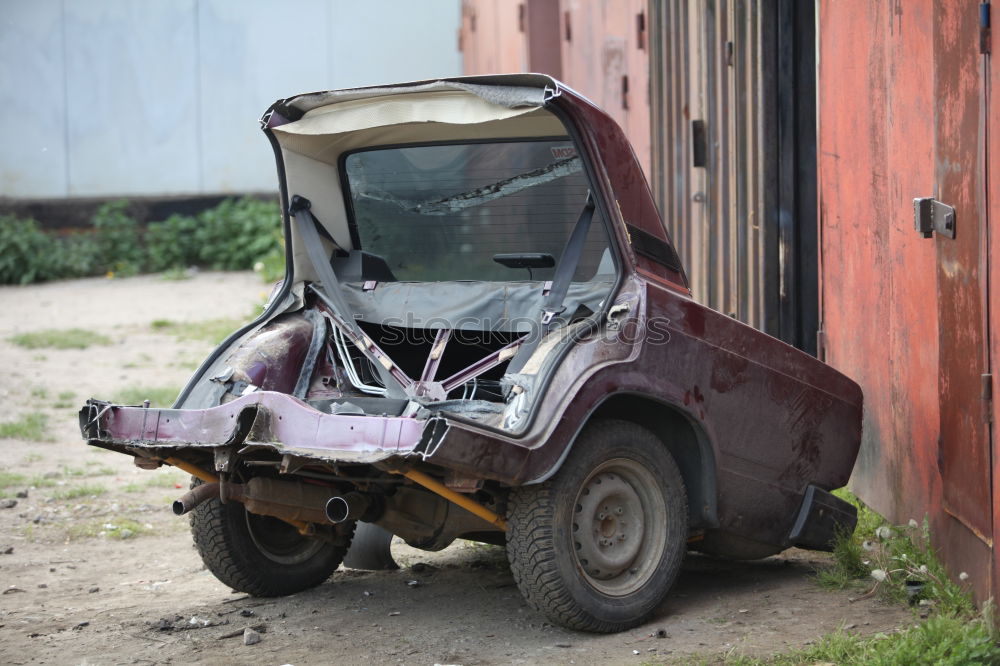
[550, 146, 577, 159]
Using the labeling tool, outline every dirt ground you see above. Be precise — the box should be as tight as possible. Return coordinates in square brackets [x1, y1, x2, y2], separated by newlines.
[0, 271, 913, 665]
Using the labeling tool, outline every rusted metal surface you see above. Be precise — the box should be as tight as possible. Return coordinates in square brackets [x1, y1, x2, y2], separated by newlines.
[934, 0, 992, 544]
[460, 0, 651, 174]
[459, 0, 528, 75]
[818, 0, 995, 603]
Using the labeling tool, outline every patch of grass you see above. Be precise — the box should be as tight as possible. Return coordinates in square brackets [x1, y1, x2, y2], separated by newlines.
[66, 517, 149, 541]
[818, 489, 973, 616]
[30, 386, 48, 399]
[8, 328, 113, 350]
[51, 484, 107, 500]
[62, 464, 115, 477]
[149, 317, 242, 345]
[144, 471, 185, 488]
[21, 453, 44, 463]
[122, 482, 143, 493]
[160, 266, 192, 281]
[110, 385, 180, 407]
[0, 412, 49, 440]
[719, 613, 1000, 665]
[53, 389, 76, 408]
[27, 475, 57, 488]
[0, 471, 26, 488]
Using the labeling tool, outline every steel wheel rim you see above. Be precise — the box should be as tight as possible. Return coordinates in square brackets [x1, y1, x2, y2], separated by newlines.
[245, 512, 324, 565]
[571, 458, 667, 597]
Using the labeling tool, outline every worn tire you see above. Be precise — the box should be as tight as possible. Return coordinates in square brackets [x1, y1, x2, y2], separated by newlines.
[189, 478, 353, 597]
[343, 523, 399, 570]
[506, 420, 688, 633]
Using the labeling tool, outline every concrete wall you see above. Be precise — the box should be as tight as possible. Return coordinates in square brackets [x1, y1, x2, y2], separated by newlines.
[0, 0, 462, 199]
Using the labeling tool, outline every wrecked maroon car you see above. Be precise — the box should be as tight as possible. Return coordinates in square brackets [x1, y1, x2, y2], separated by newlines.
[80, 74, 861, 633]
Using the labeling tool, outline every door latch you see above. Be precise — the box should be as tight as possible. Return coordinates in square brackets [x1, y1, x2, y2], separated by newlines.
[914, 197, 956, 239]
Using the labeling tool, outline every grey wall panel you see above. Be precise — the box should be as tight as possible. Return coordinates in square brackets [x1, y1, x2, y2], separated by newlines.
[1, 0, 462, 199]
[64, 0, 200, 196]
[0, 0, 68, 197]
[328, 0, 462, 89]
[196, 0, 330, 193]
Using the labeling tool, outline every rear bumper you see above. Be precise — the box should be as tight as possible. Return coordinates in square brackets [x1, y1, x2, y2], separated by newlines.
[785, 484, 858, 551]
[79, 392, 437, 464]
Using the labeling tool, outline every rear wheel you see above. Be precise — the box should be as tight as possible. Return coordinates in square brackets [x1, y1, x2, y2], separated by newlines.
[189, 479, 353, 597]
[506, 420, 688, 632]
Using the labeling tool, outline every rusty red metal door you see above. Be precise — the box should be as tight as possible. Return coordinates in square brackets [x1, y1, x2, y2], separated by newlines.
[934, 2, 993, 543]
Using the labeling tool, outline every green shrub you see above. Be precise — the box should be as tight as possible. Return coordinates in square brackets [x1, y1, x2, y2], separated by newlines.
[91, 201, 143, 276]
[0, 215, 59, 284]
[145, 213, 202, 272]
[0, 196, 284, 284]
[194, 198, 282, 271]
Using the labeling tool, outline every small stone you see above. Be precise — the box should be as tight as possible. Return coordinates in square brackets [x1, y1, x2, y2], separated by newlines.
[243, 627, 261, 645]
[406, 580, 421, 587]
[88, 587, 100, 593]
[555, 643, 572, 648]
[37, 584, 47, 589]
[656, 629, 668, 639]
[388, 611, 400, 616]
[15, 490, 28, 499]
[0, 499, 17, 509]
[239, 609, 255, 617]
[632, 649, 640, 655]
[73, 621, 89, 630]
[152, 618, 174, 631]
[118, 528, 134, 539]
[1, 546, 13, 555]
[3, 586, 25, 594]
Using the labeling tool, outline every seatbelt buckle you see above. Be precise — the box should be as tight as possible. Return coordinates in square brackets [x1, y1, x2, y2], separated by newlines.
[540, 308, 563, 326]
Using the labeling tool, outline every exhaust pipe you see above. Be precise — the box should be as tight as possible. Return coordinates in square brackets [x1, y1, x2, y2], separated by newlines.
[325, 492, 373, 523]
[172, 482, 220, 515]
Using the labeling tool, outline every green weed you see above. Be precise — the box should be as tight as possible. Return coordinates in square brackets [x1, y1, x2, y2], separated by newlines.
[110, 385, 180, 407]
[66, 518, 149, 541]
[0, 412, 49, 440]
[8, 328, 112, 350]
[717, 613, 1000, 665]
[149, 318, 242, 345]
[51, 484, 107, 500]
[0, 471, 26, 488]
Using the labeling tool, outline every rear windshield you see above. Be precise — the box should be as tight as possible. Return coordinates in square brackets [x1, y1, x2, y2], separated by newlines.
[343, 140, 611, 282]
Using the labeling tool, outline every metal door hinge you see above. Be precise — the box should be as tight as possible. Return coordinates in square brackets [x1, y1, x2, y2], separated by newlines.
[914, 197, 956, 238]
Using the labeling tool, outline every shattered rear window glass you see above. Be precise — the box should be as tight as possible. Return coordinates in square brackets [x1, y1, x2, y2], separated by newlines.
[343, 140, 610, 282]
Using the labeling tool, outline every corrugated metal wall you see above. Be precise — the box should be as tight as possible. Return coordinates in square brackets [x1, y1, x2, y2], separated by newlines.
[648, 0, 816, 352]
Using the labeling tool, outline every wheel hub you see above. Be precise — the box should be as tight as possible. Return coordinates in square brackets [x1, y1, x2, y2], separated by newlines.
[574, 472, 645, 580]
